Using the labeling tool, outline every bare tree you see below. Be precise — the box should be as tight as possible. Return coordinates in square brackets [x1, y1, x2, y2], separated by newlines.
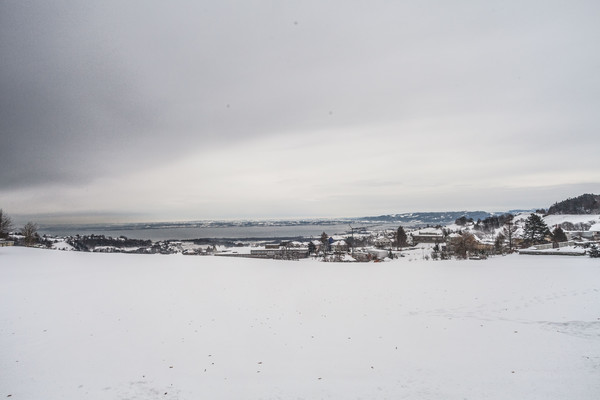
[449, 232, 478, 259]
[502, 219, 518, 252]
[21, 222, 39, 247]
[0, 209, 13, 239]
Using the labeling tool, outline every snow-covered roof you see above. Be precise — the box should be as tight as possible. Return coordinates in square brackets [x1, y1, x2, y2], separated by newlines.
[589, 223, 600, 232]
[543, 214, 600, 227]
[413, 227, 443, 235]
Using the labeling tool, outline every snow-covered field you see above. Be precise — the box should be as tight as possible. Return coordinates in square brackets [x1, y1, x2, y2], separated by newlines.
[1, 248, 599, 399]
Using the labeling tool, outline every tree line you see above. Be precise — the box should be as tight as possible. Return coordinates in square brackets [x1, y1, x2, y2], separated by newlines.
[0, 209, 39, 246]
[547, 193, 600, 215]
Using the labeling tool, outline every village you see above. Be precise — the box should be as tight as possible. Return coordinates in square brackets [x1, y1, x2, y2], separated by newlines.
[3, 193, 600, 261]
[210, 213, 600, 261]
[3, 210, 599, 261]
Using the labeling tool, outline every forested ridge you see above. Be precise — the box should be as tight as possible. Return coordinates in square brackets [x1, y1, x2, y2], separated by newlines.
[547, 194, 600, 215]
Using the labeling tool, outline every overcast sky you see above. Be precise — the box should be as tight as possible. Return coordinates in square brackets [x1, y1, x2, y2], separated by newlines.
[1, 0, 599, 223]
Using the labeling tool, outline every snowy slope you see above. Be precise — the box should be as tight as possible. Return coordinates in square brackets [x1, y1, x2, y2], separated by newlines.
[1, 248, 599, 399]
[543, 214, 600, 229]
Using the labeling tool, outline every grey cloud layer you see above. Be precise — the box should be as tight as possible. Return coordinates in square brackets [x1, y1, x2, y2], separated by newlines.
[1, 1, 599, 216]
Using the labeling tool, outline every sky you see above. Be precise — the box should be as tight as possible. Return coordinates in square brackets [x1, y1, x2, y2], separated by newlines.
[1, 1, 599, 223]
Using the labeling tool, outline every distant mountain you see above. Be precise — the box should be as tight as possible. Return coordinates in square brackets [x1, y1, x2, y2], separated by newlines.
[40, 211, 520, 235]
[354, 211, 495, 226]
[547, 193, 600, 215]
[506, 209, 537, 215]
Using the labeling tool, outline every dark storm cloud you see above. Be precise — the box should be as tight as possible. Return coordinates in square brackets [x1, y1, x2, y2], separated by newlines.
[1, 1, 371, 188]
[1, 2, 163, 187]
[0, 2, 360, 183]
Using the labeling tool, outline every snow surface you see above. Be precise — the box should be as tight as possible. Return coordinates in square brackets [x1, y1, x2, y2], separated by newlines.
[1, 247, 600, 399]
[543, 214, 600, 228]
[51, 240, 75, 251]
[519, 246, 587, 255]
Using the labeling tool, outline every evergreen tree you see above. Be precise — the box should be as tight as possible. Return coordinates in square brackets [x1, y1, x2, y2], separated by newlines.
[308, 241, 316, 255]
[320, 232, 328, 244]
[455, 216, 474, 226]
[589, 244, 600, 258]
[455, 216, 468, 226]
[494, 233, 506, 254]
[396, 226, 408, 249]
[551, 226, 568, 243]
[320, 232, 330, 254]
[522, 213, 550, 244]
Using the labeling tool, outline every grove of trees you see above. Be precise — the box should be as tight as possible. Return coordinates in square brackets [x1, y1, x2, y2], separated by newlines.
[475, 214, 514, 233]
[547, 193, 600, 215]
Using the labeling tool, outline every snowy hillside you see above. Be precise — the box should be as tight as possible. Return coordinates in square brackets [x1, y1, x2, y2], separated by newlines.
[543, 213, 600, 230]
[1, 247, 599, 399]
[444, 212, 600, 245]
